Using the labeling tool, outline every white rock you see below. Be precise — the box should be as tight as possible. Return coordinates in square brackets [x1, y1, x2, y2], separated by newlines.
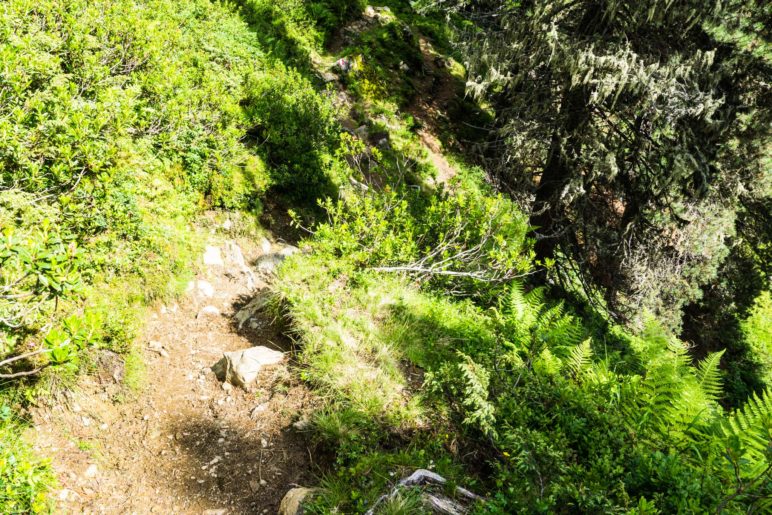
[203, 246, 224, 266]
[187, 280, 215, 298]
[222, 219, 233, 231]
[198, 305, 221, 318]
[84, 464, 98, 478]
[211, 346, 285, 388]
[260, 237, 272, 255]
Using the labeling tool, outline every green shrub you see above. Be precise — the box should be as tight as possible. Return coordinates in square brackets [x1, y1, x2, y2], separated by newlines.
[743, 291, 772, 385]
[243, 65, 341, 200]
[311, 187, 532, 298]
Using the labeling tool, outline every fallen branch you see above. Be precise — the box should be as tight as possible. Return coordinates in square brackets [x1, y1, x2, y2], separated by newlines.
[0, 366, 46, 379]
[0, 339, 70, 379]
[371, 265, 535, 283]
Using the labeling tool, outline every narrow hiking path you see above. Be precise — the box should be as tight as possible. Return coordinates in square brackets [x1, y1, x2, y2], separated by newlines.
[30, 224, 318, 514]
[25, 12, 475, 514]
[323, 10, 464, 189]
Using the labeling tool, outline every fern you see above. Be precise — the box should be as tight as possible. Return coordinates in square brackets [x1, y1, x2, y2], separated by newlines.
[564, 339, 593, 381]
[695, 350, 725, 403]
[456, 353, 497, 436]
[720, 389, 772, 467]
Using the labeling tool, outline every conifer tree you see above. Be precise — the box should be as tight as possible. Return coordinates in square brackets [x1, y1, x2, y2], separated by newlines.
[429, 0, 771, 325]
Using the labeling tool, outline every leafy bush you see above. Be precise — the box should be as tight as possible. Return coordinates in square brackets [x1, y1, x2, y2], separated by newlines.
[243, 65, 341, 200]
[742, 291, 772, 386]
[311, 187, 532, 298]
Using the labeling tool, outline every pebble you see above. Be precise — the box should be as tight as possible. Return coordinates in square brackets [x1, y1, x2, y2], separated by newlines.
[84, 464, 98, 478]
[198, 305, 221, 318]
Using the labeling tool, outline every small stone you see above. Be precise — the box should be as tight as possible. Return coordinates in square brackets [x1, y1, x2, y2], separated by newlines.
[261, 438, 268, 448]
[84, 464, 98, 478]
[203, 246, 224, 266]
[221, 382, 232, 392]
[82, 416, 91, 427]
[187, 280, 215, 298]
[249, 480, 260, 492]
[292, 418, 310, 431]
[99, 423, 108, 431]
[259, 479, 267, 486]
[198, 305, 221, 318]
[260, 237, 272, 254]
[222, 219, 233, 231]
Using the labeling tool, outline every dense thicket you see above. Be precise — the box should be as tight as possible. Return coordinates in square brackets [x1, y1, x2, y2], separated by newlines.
[427, 0, 771, 330]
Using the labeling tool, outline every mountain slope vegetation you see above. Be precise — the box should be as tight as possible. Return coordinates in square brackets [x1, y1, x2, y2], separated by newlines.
[1, 0, 769, 513]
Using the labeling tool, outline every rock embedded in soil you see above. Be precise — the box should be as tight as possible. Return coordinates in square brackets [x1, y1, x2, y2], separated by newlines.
[211, 346, 285, 388]
[197, 305, 221, 318]
[234, 291, 272, 329]
[279, 487, 318, 515]
[255, 246, 299, 275]
[188, 280, 215, 298]
[203, 245, 224, 266]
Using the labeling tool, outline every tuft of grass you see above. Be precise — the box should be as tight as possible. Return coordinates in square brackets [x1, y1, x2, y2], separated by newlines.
[0, 412, 55, 514]
[121, 348, 147, 395]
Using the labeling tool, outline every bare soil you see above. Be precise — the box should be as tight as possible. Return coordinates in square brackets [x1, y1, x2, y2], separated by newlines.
[30, 233, 320, 514]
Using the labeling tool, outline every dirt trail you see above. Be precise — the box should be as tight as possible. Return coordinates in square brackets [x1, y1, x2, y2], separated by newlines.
[325, 15, 462, 187]
[31, 231, 318, 514]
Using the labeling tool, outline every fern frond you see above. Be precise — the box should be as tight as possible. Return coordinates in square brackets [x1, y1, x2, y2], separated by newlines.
[456, 353, 497, 436]
[524, 286, 546, 312]
[508, 281, 529, 322]
[565, 339, 593, 381]
[695, 350, 724, 403]
[719, 389, 772, 472]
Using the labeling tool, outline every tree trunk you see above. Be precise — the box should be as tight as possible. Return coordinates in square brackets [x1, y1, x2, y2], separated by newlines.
[530, 86, 589, 265]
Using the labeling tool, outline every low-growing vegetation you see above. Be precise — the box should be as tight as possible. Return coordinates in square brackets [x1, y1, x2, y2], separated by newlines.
[1, 0, 770, 512]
